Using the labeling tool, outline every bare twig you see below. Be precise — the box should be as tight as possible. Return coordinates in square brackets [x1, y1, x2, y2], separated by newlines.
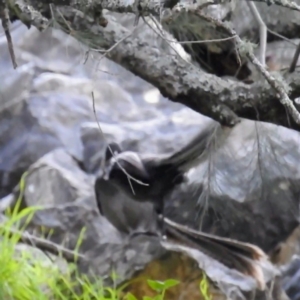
[85, 22, 150, 193]
[177, 35, 237, 45]
[247, 0, 300, 12]
[90, 24, 139, 56]
[1, 225, 87, 262]
[198, 11, 300, 125]
[0, 0, 17, 68]
[289, 41, 300, 73]
[146, 15, 194, 67]
[29, 227, 55, 263]
[91, 92, 149, 190]
[247, 1, 267, 66]
[133, 0, 142, 25]
[267, 28, 298, 46]
[154, 14, 239, 45]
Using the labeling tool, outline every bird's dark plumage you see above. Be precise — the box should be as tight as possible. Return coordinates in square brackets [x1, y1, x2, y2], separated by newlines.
[94, 124, 269, 290]
[101, 123, 222, 218]
[94, 175, 159, 236]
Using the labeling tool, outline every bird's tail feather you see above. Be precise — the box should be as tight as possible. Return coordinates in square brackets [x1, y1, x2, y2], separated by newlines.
[164, 218, 267, 290]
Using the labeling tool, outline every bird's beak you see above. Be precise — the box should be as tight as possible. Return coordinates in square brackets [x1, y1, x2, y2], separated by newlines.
[100, 154, 106, 171]
[100, 156, 109, 180]
[103, 170, 109, 180]
[103, 162, 113, 180]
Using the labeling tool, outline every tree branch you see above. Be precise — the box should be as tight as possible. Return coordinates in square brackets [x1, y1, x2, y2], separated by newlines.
[24, 0, 300, 20]
[247, 0, 300, 12]
[54, 6, 242, 126]
[8, 0, 49, 30]
[8, 1, 300, 130]
[47, 7, 300, 129]
[197, 10, 300, 126]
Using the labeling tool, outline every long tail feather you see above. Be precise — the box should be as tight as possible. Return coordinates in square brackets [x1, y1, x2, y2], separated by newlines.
[164, 218, 267, 290]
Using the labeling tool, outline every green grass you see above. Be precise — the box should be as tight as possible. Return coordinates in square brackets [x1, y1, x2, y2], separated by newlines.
[0, 218, 181, 300]
[0, 172, 121, 300]
[0, 173, 186, 300]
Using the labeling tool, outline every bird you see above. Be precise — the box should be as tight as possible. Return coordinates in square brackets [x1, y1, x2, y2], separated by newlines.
[94, 173, 269, 291]
[95, 124, 270, 290]
[100, 123, 225, 228]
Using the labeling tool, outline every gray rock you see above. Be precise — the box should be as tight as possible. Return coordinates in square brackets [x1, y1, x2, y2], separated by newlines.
[0, 86, 93, 198]
[281, 256, 300, 300]
[0, 23, 187, 198]
[23, 149, 93, 207]
[14, 243, 69, 272]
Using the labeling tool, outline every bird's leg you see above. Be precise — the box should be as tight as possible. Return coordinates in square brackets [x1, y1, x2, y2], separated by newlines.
[156, 200, 167, 240]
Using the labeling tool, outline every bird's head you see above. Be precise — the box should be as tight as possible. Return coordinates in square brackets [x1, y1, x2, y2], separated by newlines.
[104, 142, 123, 162]
[101, 143, 150, 182]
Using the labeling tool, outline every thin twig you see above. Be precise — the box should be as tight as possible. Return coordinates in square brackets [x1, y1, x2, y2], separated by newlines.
[1, 225, 86, 263]
[289, 41, 300, 73]
[177, 35, 237, 45]
[146, 15, 194, 67]
[90, 24, 139, 56]
[91, 91, 140, 195]
[198, 11, 300, 125]
[133, 0, 142, 26]
[247, 1, 267, 66]
[0, 0, 17, 68]
[55, 6, 75, 35]
[51, 9, 156, 189]
[91, 92, 149, 189]
[267, 28, 298, 46]
[147, 16, 238, 45]
[30, 227, 55, 263]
